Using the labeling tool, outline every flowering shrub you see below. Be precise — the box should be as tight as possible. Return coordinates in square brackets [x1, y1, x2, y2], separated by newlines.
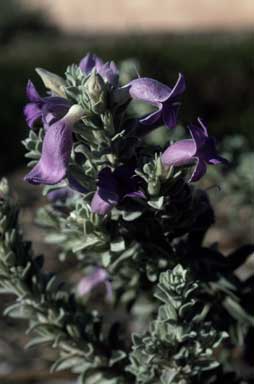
[0, 53, 253, 384]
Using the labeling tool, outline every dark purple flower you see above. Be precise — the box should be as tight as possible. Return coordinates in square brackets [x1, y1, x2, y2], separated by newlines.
[67, 174, 88, 194]
[47, 175, 88, 202]
[91, 166, 145, 215]
[80, 53, 119, 86]
[128, 73, 185, 129]
[77, 268, 112, 301]
[47, 187, 74, 202]
[24, 80, 70, 129]
[25, 105, 84, 185]
[161, 118, 228, 182]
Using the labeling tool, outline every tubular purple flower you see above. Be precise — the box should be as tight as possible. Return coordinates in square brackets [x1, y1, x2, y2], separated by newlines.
[91, 190, 118, 216]
[128, 73, 186, 129]
[42, 97, 72, 129]
[24, 105, 84, 185]
[161, 118, 228, 182]
[91, 166, 145, 215]
[77, 268, 112, 301]
[79, 53, 119, 86]
[24, 80, 70, 129]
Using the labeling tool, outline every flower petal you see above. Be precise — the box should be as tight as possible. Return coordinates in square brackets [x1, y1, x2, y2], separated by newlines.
[47, 187, 73, 202]
[26, 80, 41, 102]
[92, 166, 144, 214]
[188, 122, 208, 154]
[91, 168, 119, 215]
[129, 77, 171, 104]
[97, 168, 118, 197]
[24, 102, 42, 128]
[80, 53, 103, 74]
[208, 155, 229, 165]
[67, 174, 88, 193]
[140, 105, 162, 125]
[197, 117, 208, 135]
[24, 119, 73, 185]
[42, 97, 70, 129]
[105, 281, 113, 301]
[189, 118, 208, 147]
[44, 96, 71, 108]
[79, 53, 96, 74]
[190, 158, 207, 182]
[168, 73, 186, 99]
[114, 166, 137, 191]
[189, 119, 228, 166]
[97, 61, 119, 85]
[77, 268, 108, 295]
[124, 190, 145, 199]
[91, 190, 117, 215]
[80, 54, 119, 85]
[162, 102, 180, 129]
[161, 139, 196, 167]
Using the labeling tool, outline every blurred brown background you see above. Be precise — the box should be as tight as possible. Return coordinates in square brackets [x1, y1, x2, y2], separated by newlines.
[24, 0, 254, 32]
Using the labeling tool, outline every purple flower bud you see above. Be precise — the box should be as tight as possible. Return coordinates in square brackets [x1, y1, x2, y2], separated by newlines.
[24, 80, 70, 129]
[80, 53, 119, 86]
[24, 105, 84, 185]
[91, 166, 145, 215]
[128, 73, 185, 129]
[161, 118, 228, 182]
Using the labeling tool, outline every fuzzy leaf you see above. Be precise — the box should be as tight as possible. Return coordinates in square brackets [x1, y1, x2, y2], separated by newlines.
[36, 67, 66, 97]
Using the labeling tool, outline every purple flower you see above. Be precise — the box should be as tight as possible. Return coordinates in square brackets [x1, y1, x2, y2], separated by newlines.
[77, 268, 112, 301]
[161, 118, 228, 182]
[25, 105, 84, 185]
[128, 73, 185, 129]
[91, 166, 145, 215]
[80, 53, 119, 86]
[47, 187, 74, 202]
[24, 80, 70, 129]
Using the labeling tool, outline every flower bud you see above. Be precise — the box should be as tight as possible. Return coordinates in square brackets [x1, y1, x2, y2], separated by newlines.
[64, 104, 84, 125]
[85, 71, 106, 114]
[35, 67, 66, 97]
[147, 180, 161, 196]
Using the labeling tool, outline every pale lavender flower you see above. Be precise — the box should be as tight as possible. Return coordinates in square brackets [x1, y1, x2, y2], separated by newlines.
[161, 118, 228, 182]
[24, 80, 70, 129]
[77, 268, 112, 301]
[91, 166, 145, 215]
[80, 53, 119, 86]
[25, 105, 83, 185]
[128, 73, 185, 129]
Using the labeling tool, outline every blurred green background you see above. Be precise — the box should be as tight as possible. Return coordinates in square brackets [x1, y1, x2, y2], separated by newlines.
[0, 0, 253, 177]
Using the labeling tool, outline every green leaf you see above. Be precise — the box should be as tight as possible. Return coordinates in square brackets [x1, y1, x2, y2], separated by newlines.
[4, 302, 23, 318]
[122, 210, 143, 221]
[25, 335, 54, 349]
[148, 196, 164, 210]
[110, 237, 125, 253]
[160, 369, 178, 384]
[109, 350, 126, 367]
[52, 356, 86, 372]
